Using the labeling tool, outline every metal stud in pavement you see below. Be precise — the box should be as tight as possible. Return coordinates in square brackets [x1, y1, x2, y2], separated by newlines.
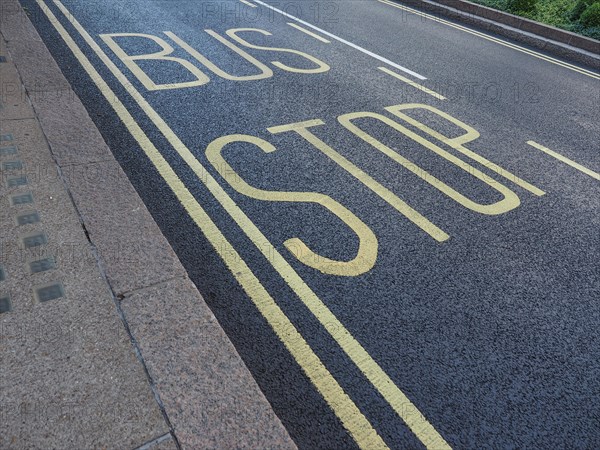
[7, 175, 28, 188]
[16, 211, 41, 226]
[0, 145, 18, 156]
[2, 160, 23, 171]
[11, 193, 34, 206]
[22, 232, 48, 249]
[29, 257, 56, 274]
[35, 282, 64, 303]
[0, 296, 11, 314]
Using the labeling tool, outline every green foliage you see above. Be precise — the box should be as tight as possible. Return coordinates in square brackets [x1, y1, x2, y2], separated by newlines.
[536, 0, 573, 28]
[507, 0, 537, 15]
[472, 0, 508, 8]
[586, 26, 600, 39]
[568, 22, 600, 39]
[580, 2, 600, 26]
[570, 0, 595, 21]
[468, 0, 600, 39]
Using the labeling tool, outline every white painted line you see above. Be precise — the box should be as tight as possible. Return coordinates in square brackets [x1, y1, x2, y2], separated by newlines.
[527, 141, 600, 180]
[238, 0, 257, 7]
[377, 0, 600, 80]
[287, 22, 331, 43]
[378, 66, 445, 99]
[252, 0, 427, 80]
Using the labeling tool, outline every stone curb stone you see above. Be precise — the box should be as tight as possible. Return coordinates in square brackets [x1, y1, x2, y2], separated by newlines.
[432, 0, 600, 53]
[121, 277, 295, 450]
[397, 0, 600, 69]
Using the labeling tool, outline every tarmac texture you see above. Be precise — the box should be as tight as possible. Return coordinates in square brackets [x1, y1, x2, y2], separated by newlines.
[9, 0, 600, 448]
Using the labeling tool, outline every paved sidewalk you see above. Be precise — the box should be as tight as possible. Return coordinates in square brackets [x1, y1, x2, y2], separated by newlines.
[0, 1, 295, 448]
[0, 35, 174, 449]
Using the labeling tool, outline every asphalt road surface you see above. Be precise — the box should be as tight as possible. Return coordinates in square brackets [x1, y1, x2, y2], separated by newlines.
[21, 0, 600, 448]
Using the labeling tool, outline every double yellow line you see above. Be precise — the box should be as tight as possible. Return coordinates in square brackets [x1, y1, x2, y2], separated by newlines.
[37, 0, 451, 448]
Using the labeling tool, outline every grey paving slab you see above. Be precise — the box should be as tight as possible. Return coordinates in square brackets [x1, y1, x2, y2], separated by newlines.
[0, 184, 170, 447]
[0, 288, 170, 449]
[152, 437, 179, 450]
[0, 115, 183, 297]
[0, 0, 43, 42]
[60, 158, 187, 296]
[3, 37, 69, 92]
[0, 39, 35, 120]
[1, 24, 112, 165]
[0, 39, 170, 449]
[121, 277, 296, 450]
[0, 119, 73, 242]
[27, 89, 115, 165]
[1, 23, 186, 293]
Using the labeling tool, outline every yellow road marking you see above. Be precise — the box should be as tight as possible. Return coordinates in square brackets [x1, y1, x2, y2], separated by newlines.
[48, 0, 452, 448]
[379, 67, 446, 100]
[338, 111, 521, 215]
[527, 141, 600, 180]
[389, 104, 546, 196]
[287, 22, 331, 43]
[267, 119, 450, 242]
[38, 1, 387, 448]
[99, 33, 210, 90]
[252, 0, 427, 80]
[206, 133, 379, 277]
[166, 30, 273, 81]
[225, 28, 330, 74]
[238, 0, 257, 7]
[376, 0, 600, 81]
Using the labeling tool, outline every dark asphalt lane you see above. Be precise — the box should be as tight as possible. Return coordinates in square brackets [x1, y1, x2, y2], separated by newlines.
[22, 0, 600, 448]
